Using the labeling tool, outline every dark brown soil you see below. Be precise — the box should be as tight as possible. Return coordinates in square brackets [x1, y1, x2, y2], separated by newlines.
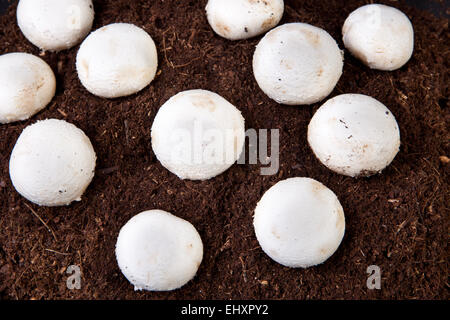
[0, 0, 448, 300]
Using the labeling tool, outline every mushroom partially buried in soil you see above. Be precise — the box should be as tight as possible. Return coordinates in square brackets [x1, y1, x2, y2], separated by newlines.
[151, 89, 246, 180]
[76, 23, 158, 98]
[17, 0, 95, 51]
[253, 23, 344, 105]
[115, 210, 203, 291]
[307, 94, 401, 177]
[206, 0, 284, 40]
[342, 4, 414, 71]
[0, 53, 56, 124]
[253, 177, 345, 268]
[9, 119, 96, 207]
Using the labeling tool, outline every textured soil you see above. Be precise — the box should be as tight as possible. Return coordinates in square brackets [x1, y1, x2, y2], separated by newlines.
[0, 0, 448, 300]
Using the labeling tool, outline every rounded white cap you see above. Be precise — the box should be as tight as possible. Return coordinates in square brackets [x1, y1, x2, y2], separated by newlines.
[115, 210, 203, 291]
[0, 53, 56, 124]
[308, 94, 400, 177]
[151, 89, 245, 180]
[17, 0, 95, 51]
[9, 119, 96, 206]
[76, 23, 158, 98]
[254, 177, 345, 268]
[253, 23, 343, 105]
[342, 4, 414, 71]
[206, 0, 284, 40]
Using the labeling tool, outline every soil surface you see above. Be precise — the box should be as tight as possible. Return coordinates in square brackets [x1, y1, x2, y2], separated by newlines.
[0, 0, 448, 300]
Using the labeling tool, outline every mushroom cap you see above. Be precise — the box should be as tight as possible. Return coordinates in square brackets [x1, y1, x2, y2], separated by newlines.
[76, 23, 158, 98]
[206, 0, 284, 40]
[308, 94, 400, 177]
[115, 210, 203, 291]
[17, 0, 94, 51]
[253, 23, 343, 105]
[0, 53, 56, 124]
[151, 89, 245, 180]
[9, 119, 96, 206]
[254, 177, 345, 268]
[342, 4, 414, 71]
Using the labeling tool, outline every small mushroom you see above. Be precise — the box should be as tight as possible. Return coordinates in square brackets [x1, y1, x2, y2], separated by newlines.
[342, 4, 414, 71]
[9, 119, 96, 206]
[151, 89, 245, 180]
[307, 94, 401, 177]
[115, 210, 203, 291]
[0, 53, 55, 124]
[253, 177, 345, 268]
[253, 23, 344, 105]
[76, 23, 158, 98]
[17, 0, 95, 51]
[206, 0, 284, 40]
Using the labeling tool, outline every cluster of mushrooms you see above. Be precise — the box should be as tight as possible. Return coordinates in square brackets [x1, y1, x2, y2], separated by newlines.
[1, 0, 414, 292]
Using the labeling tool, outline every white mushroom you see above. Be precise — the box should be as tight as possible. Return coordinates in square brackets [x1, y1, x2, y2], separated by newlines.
[253, 23, 344, 105]
[206, 0, 284, 40]
[0, 53, 56, 124]
[342, 4, 414, 71]
[151, 89, 245, 180]
[9, 119, 96, 206]
[17, 0, 95, 51]
[307, 94, 401, 177]
[76, 23, 158, 98]
[115, 210, 203, 291]
[253, 177, 345, 268]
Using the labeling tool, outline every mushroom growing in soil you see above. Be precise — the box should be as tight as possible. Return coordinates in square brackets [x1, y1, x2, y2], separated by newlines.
[9, 119, 96, 206]
[115, 210, 203, 291]
[151, 89, 245, 180]
[307, 94, 401, 177]
[76, 23, 158, 98]
[342, 4, 414, 71]
[253, 177, 345, 268]
[206, 0, 284, 40]
[0, 52, 56, 124]
[17, 0, 95, 51]
[253, 23, 344, 105]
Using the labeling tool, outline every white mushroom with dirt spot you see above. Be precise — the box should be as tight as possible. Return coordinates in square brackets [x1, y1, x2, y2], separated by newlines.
[206, 0, 284, 40]
[253, 177, 346, 268]
[17, 0, 95, 51]
[151, 89, 246, 180]
[253, 23, 344, 105]
[9, 119, 96, 206]
[76, 23, 158, 98]
[307, 94, 401, 177]
[342, 4, 414, 71]
[115, 209, 204, 291]
[0, 52, 56, 124]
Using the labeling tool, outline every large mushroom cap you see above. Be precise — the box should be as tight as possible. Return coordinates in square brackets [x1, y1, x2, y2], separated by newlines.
[151, 89, 245, 180]
[342, 4, 414, 71]
[0, 53, 55, 124]
[308, 94, 401, 177]
[253, 23, 344, 105]
[76, 23, 158, 99]
[206, 0, 284, 40]
[17, 0, 95, 51]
